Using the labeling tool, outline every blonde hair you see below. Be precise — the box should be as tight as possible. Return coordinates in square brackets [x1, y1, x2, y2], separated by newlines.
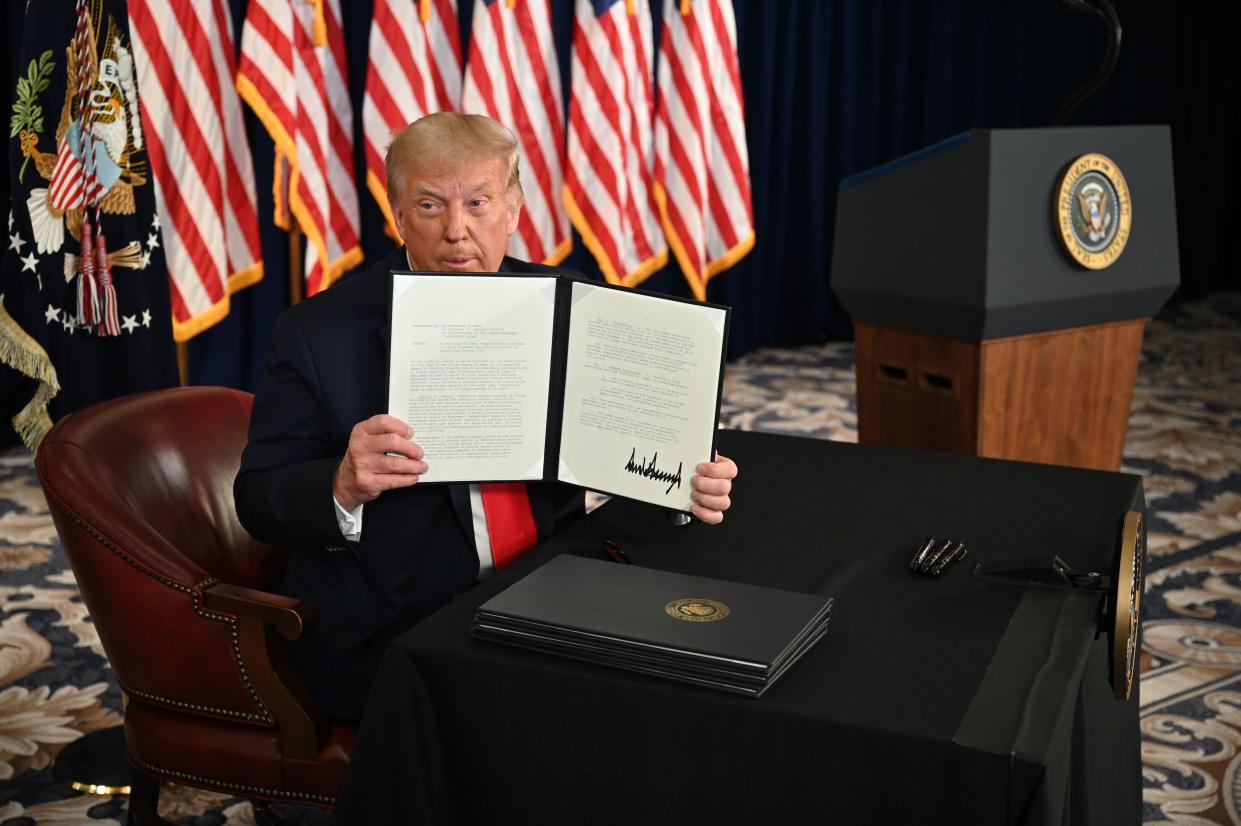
[385, 112, 523, 205]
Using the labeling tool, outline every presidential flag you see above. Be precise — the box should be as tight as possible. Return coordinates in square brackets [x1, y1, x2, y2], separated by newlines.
[564, 0, 666, 287]
[238, 0, 361, 296]
[128, 0, 264, 341]
[3, 0, 177, 448]
[363, 0, 463, 238]
[462, 0, 570, 265]
[653, 0, 753, 300]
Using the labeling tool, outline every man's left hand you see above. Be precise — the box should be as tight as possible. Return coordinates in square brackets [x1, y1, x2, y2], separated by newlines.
[690, 452, 738, 525]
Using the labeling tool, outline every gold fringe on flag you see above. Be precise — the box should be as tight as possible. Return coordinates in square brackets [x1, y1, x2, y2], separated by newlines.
[310, 0, 327, 46]
[0, 296, 61, 449]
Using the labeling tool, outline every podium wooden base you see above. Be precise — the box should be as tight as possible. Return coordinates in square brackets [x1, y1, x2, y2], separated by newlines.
[853, 319, 1146, 471]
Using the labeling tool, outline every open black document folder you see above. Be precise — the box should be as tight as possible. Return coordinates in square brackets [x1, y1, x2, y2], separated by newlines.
[472, 555, 834, 697]
[387, 272, 730, 514]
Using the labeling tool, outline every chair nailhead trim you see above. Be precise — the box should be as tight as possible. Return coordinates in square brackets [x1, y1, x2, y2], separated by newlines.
[123, 685, 271, 724]
[194, 591, 272, 721]
[131, 756, 337, 805]
[47, 495, 273, 724]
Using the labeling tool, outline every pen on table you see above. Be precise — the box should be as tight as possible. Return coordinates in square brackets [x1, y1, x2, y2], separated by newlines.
[602, 539, 633, 565]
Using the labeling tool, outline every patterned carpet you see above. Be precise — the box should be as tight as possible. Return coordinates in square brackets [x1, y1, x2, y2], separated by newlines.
[0, 293, 1238, 824]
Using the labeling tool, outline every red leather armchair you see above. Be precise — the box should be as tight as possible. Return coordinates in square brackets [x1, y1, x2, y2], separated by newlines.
[35, 387, 353, 825]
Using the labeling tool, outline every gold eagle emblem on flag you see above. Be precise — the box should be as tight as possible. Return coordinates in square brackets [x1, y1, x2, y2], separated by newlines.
[14, 11, 147, 279]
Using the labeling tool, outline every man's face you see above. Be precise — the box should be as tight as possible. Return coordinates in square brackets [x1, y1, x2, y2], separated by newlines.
[390, 157, 521, 273]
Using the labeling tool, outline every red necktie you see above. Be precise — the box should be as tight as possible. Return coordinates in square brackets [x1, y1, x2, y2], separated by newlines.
[480, 483, 538, 569]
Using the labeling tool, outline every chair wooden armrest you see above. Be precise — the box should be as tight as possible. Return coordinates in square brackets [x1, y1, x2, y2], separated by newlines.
[201, 582, 325, 759]
[202, 583, 318, 641]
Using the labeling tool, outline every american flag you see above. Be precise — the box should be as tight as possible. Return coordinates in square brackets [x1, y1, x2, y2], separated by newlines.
[127, 0, 264, 341]
[461, 0, 570, 265]
[363, 0, 463, 238]
[653, 0, 753, 300]
[238, 0, 362, 296]
[564, 0, 666, 287]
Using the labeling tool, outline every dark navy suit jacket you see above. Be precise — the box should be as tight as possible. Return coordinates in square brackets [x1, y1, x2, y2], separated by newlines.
[234, 247, 584, 720]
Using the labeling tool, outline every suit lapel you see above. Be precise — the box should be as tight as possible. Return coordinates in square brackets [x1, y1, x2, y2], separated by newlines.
[448, 484, 475, 551]
[526, 483, 553, 540]
[371, 247, 409, 355]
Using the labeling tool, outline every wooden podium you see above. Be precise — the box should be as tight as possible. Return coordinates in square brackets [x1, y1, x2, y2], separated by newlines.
[832, 127, 1180, 471]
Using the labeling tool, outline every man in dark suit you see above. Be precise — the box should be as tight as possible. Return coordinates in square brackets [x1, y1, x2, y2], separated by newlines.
[234, 113, 737, 721]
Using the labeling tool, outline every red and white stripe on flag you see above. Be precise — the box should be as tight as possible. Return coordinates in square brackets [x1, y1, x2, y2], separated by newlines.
[47, 130, 112, 212]
[653, 0, 753, 300]
[363, 0, 462, 238]
[238, 0, 362, 296]
[462, 0, 570, 265]
[564, 0, 666, 287]
[48, 143, 87, 212]
[128, 0, 264, 342]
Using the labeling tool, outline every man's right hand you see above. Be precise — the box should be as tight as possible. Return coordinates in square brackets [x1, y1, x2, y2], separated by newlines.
[333, 414, 428, 511]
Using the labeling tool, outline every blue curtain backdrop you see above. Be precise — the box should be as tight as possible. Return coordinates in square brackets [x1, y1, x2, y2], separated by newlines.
[173, 1, 1239, 388]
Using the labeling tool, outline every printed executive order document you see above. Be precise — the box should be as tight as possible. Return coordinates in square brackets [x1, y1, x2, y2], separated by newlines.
[387, 272, 729, 513]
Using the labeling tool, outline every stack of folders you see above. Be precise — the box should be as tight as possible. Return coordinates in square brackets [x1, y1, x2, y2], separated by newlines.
[472, 554, 834, 697]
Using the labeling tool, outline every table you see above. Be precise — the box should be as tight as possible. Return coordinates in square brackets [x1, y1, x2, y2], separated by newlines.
[335, 430, 1142, 825]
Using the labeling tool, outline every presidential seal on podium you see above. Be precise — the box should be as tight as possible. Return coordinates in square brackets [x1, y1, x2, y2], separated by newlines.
[1056, 152, 1133, 270]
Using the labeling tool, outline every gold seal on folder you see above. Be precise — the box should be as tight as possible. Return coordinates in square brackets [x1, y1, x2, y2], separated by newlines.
[665, 598, 730, 622]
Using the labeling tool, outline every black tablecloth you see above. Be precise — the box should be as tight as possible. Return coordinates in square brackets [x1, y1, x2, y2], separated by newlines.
[335, 431, 1143, 825]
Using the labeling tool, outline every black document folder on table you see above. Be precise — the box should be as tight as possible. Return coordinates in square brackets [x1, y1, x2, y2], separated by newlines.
[472, 555, 834, 697]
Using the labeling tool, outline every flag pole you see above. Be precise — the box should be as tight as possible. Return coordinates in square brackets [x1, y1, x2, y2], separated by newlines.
[176, 342, 188, 386]
[288, 226, 303, 306]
